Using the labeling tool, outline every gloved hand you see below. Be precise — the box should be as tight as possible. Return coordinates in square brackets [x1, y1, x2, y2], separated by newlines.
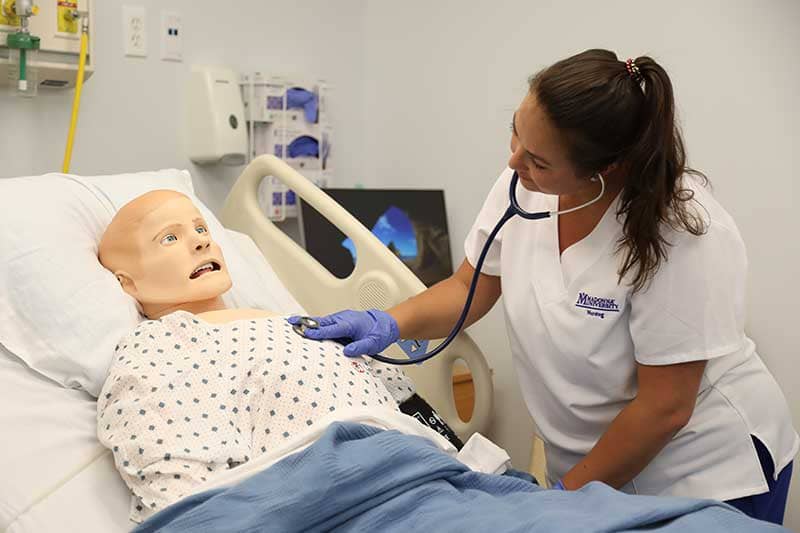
[551, 480, 566, 490]
[287, 309, 400, 357]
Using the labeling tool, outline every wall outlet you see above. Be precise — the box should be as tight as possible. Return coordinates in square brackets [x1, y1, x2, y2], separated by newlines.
[161, 11, 182, 62]
[123, 5, 147, 57]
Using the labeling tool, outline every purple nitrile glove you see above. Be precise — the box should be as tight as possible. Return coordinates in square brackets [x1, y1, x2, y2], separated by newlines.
[551, 480, 566, 490]
[287, 309, 399, 357]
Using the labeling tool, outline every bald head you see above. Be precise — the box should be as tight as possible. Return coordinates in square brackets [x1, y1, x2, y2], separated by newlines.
[97, 189, 232, 317]
[98, 190, 188, 274]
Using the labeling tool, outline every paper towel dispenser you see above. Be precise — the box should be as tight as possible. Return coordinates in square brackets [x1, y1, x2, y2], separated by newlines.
[185, 66, 247, 165]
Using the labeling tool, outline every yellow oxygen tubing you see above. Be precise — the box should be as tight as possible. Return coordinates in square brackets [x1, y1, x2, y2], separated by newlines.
[62, 20, 88, 174]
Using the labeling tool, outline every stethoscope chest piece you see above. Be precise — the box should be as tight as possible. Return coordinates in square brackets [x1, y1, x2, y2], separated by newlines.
[292, 316, 320, 337]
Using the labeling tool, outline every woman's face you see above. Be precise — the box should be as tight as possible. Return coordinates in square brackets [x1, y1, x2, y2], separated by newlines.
[509, 92, 595, 195]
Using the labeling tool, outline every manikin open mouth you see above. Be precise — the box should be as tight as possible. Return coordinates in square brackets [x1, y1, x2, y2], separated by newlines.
[189, 261, 221, 279]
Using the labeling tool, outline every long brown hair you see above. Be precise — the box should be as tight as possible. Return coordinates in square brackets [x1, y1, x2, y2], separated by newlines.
[530, 49, 707, 292]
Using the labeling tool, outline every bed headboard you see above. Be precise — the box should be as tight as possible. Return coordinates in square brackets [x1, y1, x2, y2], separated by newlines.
[219, 155, 493, 440]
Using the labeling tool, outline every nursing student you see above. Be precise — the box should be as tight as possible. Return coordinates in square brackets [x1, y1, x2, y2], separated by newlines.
[290, 49, 798, 524]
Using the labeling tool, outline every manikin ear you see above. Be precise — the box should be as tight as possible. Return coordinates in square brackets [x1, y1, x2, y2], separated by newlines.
[114, 271, 138, 298]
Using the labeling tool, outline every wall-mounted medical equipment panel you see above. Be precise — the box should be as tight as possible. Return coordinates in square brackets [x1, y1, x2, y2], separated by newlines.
[0, 0, 94, 94]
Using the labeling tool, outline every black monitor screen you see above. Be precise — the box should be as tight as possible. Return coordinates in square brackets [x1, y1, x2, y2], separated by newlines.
[299, 189, 454, 287]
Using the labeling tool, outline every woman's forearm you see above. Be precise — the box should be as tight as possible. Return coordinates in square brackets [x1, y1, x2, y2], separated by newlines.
[389, 277, 473, 340]
[389, 260, 502, 341]
[561, 397, 689, 490]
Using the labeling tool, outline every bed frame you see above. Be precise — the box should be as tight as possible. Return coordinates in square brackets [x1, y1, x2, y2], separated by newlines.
[220, 155, 494, 440]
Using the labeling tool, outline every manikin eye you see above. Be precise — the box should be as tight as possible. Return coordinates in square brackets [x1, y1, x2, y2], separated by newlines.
[160, 234, 178, 245]
[195, 226, 208, 234]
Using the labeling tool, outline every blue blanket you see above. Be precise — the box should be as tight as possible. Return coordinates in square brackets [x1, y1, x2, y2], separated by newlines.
[135, 422, 787, 532]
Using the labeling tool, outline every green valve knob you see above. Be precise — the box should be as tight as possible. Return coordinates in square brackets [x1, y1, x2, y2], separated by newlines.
[7, 32, 40, 91]
[6, 31, 40, 50]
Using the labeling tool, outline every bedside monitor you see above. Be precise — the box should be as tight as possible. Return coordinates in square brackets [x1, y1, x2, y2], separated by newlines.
[299, 188, 454, 287]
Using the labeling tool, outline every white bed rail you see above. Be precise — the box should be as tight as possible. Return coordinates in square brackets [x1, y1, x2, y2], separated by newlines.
[220, 155, 493, 439]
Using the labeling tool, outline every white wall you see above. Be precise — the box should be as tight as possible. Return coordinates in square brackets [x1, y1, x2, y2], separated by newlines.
[0, 0, 368, 211]
[362, 0, 800, 527]
[2, 0, 799, 526]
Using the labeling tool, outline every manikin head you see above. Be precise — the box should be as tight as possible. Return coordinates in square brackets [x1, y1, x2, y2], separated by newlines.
[98, 190, 232, 319]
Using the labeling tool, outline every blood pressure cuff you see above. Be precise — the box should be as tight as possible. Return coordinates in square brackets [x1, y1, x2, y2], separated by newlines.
[399, 393, 464, 450]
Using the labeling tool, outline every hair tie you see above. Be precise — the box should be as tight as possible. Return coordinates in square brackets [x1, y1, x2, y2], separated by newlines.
[625, 58, 643, 84]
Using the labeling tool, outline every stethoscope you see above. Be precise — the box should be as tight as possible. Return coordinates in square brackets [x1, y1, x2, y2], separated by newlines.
[294, 170, 606, 365]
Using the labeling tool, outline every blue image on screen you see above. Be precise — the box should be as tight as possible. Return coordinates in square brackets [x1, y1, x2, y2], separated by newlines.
[341, 206, 418, 262]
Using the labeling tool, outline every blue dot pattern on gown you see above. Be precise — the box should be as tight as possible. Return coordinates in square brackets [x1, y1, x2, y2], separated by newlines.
[97, 310, 413, 523]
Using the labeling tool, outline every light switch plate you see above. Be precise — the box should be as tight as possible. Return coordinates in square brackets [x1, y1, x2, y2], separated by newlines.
[161, 11, 182, 62]
[123, 5, 147, 57]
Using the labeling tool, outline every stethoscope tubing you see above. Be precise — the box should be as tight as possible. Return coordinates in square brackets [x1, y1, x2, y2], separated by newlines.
[300, 170, 604, 365]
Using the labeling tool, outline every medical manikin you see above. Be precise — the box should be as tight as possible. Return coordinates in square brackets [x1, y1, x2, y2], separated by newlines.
[96, 190, 423, 522]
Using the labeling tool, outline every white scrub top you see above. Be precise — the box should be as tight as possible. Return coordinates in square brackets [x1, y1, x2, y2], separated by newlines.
[464, 167, 799, 501]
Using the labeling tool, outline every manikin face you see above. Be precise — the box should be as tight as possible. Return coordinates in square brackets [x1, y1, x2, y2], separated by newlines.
[100, 191, 232, 316]
[508, 92, 597, 195]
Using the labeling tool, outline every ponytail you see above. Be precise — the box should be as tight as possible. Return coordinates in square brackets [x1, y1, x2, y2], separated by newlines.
[531, 49, 707, 292]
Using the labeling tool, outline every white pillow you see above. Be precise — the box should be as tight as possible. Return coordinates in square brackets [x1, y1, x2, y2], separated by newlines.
[0, 169, 303, 398]
[224, 229, 305, 314]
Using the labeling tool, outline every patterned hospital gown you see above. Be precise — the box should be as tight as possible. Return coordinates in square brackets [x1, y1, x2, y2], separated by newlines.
[97, 310, 414, 521]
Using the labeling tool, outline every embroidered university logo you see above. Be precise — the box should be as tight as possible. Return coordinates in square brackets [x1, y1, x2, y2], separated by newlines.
[575, 292, 620, 319]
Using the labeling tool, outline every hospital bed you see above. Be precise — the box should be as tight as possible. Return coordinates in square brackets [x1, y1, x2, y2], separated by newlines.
[0, 155, 495, 532]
